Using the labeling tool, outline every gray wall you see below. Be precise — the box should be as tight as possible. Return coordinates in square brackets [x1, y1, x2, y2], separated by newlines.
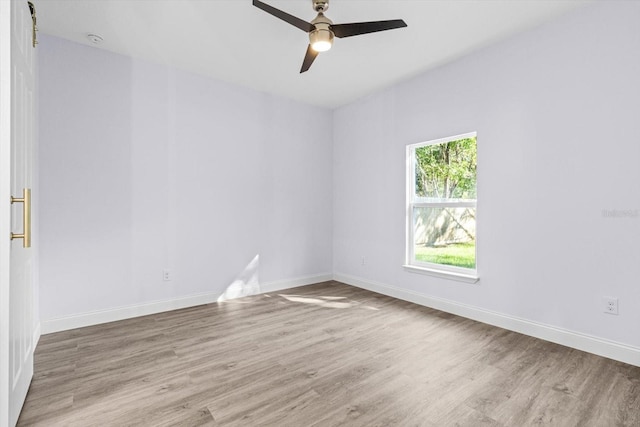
[39, 35, 333, 323]
[333, 1, 640, 349]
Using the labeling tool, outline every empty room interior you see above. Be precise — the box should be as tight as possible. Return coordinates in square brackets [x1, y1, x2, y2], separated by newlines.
[2, 0, 640, 425]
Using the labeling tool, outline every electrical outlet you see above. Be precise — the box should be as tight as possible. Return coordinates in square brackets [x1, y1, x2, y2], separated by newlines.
[603, 297, 618, 315]
[163, 269, 172, 281]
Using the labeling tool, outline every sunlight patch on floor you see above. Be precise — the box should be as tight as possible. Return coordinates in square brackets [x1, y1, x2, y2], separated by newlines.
[278, 294, 380, 310]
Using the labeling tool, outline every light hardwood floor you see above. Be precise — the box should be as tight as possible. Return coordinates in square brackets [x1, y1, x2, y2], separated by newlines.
[17, 281, 640, 426]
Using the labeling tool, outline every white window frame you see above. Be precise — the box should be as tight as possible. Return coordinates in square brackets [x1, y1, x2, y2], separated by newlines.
[404, 132, 479, 283]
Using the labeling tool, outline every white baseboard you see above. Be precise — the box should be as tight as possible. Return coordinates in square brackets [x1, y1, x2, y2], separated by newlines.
[334, 272, 640, 368]
[41, 273, 332, 334]
[42, 271, 639, 368]
[261, 273, 333, 293]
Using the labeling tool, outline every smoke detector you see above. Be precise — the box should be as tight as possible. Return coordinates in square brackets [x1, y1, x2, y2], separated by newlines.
[87, 33, 103, 44]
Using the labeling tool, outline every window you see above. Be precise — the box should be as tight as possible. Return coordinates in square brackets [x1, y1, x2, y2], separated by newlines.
[405, 132, 478, 281]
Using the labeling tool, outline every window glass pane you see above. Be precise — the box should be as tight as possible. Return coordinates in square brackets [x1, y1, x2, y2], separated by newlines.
[413, 206, 476, 269]
[414, 137, 477, 201]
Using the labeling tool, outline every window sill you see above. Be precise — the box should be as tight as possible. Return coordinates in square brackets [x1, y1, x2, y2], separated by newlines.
[402, 265, 479, 284]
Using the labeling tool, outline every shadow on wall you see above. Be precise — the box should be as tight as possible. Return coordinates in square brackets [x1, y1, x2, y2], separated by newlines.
[217, 254, 260, 302]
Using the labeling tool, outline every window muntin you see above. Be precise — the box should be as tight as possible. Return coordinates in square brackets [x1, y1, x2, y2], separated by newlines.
[407, 133, 477, 275]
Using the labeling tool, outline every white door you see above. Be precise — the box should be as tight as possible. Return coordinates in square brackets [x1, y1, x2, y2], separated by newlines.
[0, 1, 37, 426]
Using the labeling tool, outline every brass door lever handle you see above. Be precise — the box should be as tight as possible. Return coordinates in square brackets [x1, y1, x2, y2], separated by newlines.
[11, 188, 31, 248]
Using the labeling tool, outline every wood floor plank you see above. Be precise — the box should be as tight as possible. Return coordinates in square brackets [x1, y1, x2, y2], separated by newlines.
[17, 281, 640, 426]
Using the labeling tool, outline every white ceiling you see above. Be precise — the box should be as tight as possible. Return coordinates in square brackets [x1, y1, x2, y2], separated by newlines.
[35, 0, 591, 108]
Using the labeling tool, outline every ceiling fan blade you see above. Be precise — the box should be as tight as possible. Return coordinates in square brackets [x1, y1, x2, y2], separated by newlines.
[253, 0, 313, 33]
[300, 45, 319, 73]
[331, 19, 407, 38]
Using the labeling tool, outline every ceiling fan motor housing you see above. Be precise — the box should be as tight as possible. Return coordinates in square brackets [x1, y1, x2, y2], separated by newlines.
[313, 0, 329, 12]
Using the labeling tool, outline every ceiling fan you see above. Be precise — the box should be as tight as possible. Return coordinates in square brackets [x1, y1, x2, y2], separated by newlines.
[253, 0, 407, 73]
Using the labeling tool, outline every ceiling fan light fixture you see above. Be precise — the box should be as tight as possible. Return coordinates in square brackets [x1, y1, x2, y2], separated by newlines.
[310, 29, 333, 52]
